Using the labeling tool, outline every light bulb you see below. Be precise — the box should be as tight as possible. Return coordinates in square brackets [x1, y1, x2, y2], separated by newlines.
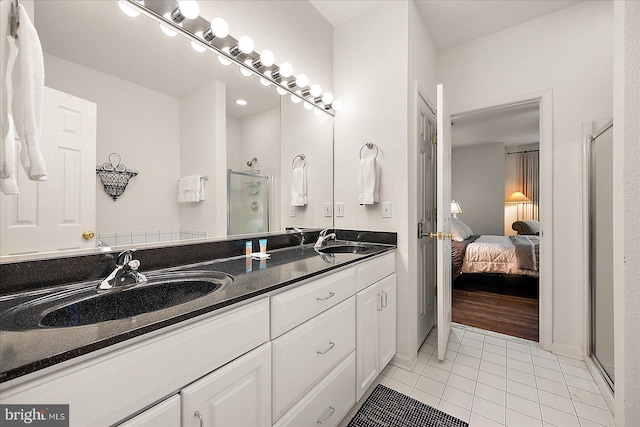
[160, 14, 179, 37]
[278, 62, 293, 78]
[260, 50, 275, 67]
[304, 102, 313, 110]
[291, 95, 301, 104]
[296, 73, 309, 88]
[310, 84, 322, 97]
[332, 99, 343, 111]
[177, 0, 199, 19]
[240, 60, 253, 77]
[313, 108, 322, 116]
[211, 17, 229, 38]
[260, 71, 272, 87]
[238, 36, 254, 54]
[118, 0, 143, 17]
[218, 47, 232, 66]
[322, 92, 334, 104]
[191, 32, 206, 53]
[276, 86, 287, 96]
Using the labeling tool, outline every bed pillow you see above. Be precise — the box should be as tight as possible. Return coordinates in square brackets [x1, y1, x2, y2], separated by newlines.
[512, 220, 540, 235]
[453, 217, 473, 237]
[451, 218, 470, 241]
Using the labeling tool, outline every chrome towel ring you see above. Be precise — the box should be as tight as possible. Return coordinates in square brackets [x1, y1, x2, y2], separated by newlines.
[360, 143, 379, 160]
[292, 154, 306, 169]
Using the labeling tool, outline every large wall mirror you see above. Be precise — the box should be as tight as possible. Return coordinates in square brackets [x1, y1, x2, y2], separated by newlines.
[0, 0, 334, 258]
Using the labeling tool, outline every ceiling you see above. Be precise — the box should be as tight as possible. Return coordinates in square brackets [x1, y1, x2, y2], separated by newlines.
[310, 0, 582, 50]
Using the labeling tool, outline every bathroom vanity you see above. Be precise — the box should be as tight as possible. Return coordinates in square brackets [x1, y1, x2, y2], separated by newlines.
[0, 231, 396, 427]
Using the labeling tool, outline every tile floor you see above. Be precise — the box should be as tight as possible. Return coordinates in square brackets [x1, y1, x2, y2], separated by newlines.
[340, 324, 614, 427]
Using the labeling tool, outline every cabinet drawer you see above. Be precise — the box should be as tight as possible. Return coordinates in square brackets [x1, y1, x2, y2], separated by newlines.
[272, 297, 355, 422]
[118, 395, 180, 427]
[0, 298, 269, 427]
[271, 267, 355, 337]
[356, 252, 395, 292]
[274, 352, 355, 427]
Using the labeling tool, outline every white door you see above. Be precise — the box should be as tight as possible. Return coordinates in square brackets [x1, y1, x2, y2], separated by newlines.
[181, 343, 271, 427]
[0, 87, 96, 255]
[436, 84, 453, 361]
[417, 92, 437, 347]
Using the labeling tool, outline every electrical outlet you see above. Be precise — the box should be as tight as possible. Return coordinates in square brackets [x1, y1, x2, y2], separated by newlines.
[382, 202, 392, 218]
[336, 203, 344, 217]
[324, 203, 333, 217]
[289, 206, 296, 217]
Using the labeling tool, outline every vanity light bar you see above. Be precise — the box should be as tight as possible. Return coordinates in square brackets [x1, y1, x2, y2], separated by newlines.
[119, 0, 338, 116]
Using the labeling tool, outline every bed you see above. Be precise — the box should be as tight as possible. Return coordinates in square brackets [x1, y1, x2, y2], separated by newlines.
[451, 218, 539, 281]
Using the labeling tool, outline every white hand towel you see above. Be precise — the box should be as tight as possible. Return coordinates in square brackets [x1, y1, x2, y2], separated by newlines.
[358, 158, 378, 205]
[0, 28, 20, 195]
[291, 166, 307, 206]
[15, 4, 47, 181]
[178, 175, 203, 203]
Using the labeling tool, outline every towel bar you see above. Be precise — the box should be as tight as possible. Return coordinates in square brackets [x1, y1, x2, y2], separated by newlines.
[292, 154, 306, 168]
[360, 143, 379, 160]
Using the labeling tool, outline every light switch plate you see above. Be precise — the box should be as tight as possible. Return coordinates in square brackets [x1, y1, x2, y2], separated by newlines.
[382, 202, 392, 218]
[289, 206, 296, 217]
[336, 203, 344, 217]
[324, 203, 333, 217]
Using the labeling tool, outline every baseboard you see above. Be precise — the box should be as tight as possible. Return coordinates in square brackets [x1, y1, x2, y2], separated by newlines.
[390, 351, 417, 372]
[552, 342, 584, 359]
[584, 356, 615, 413]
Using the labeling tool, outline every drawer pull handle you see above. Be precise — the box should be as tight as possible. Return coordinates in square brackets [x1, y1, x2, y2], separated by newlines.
[194, 411, 204, 427]
[317, 406, 335, 424]
[317, 341, 335, 355]
[317, 292, 335, 301]
[382, 290, 388, 308]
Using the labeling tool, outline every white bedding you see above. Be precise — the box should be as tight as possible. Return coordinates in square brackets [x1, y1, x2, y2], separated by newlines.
[461, 235, 539, 277]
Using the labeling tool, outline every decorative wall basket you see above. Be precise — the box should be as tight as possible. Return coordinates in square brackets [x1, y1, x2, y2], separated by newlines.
[96, 153, 139, 201]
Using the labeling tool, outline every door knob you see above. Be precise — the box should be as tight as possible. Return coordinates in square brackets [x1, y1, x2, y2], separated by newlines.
[82, 231, 95, 240]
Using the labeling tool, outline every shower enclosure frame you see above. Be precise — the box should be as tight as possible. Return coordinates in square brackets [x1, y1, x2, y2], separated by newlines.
[226, 169, 271, 236]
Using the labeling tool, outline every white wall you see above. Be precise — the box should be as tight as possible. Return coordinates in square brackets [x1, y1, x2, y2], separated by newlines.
[452, 143, 505, 235]
[613, 0, 640, 424]
[437, 0, 614, 355]
[43, 54, 181, 234]
[504, 143, 539, 235]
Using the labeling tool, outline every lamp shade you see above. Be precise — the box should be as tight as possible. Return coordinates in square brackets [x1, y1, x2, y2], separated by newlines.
[451, 200, 462, 215]
[505, 191, 531, 203]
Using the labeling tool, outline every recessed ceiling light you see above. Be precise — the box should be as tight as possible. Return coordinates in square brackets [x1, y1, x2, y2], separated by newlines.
[236, 99, 247, 106]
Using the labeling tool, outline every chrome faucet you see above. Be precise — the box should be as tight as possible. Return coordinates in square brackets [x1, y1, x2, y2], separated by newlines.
[314, 229, 336, 249]
[98, 249, 147, 290]
[286, 227, 308, 245]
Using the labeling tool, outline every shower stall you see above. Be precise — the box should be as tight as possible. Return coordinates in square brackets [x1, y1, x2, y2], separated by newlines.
[227, 169, 270, 236]
[587, 119, 614, 391]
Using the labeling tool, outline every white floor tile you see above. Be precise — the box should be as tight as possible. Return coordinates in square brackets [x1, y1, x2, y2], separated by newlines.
[573, 401, 614, 426]
[477, 370, 507, 391]
[412, 361, 426, 374]
[507, 341, 532, 354]
[564, 374, 600, 394]
[415, 375, 446, 398]
[451, 361, 479, 381]
[465, 331, 486, 342]
[457, 353, 482, 369]
[579, 417, 613, 427]
[428, 355, 454, 371]
[419, 342, 436, 355]
[507, 379, 539, 403]
[391, 367, 420, 387]
[540, 405, 580, 427]
[445, 349, 458, 361]
[557, 355, 588, 369]
[438, 341, 462, 353]
[381, 364, 397, 377]
[538, 389, 576, 415]
[439, 400, 471, 423]
[469, 412, 504, 427]
[507, 358, 535, 375]
[447, 373, 477, 395]
[482, 351, 507, 367]
[422, 364, 451, 384]
[475, 382, 505, 406]
[508, 348, 534, 363]
[384, 378, 413, 396]
[484, 342, 508, 357]
[532, 355, 562, 372]
[449, 333, 463, 344]
[441, 385, 474, 410]
[480, 360, 507, 378]
[426, 334, 439, 345]
[409, 388, 441, 408]
[568, 387, 609, 411]
[459, 344, 483, 359]
[472, 396, 506, 425]
[507, 393, 542, 420]
[506, 367, 536, 387]
[506, 408, 544, 427]
[485, 335, 507, 348]
[530, 346, 557, 361]
[561, 363, 593, 380]
[462, 336, 485, 350]
[535, 377, 570, 398]
[534, 365, 566, 384]
[417, 351, 432, 364]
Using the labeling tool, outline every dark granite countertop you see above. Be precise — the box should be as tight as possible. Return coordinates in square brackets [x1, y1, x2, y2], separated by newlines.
[0, 234, 395, 384]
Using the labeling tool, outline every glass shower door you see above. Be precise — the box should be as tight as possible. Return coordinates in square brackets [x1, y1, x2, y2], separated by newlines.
[589, 120, 614, 389]
[227, 170, 270, 236]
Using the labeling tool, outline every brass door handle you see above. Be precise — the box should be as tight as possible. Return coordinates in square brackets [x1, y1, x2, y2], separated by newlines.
[429, 232, 453, 240]
[82, 231, 95, 240]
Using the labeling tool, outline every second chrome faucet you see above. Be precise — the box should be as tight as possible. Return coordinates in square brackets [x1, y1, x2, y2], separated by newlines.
[98, 249, 147, 290]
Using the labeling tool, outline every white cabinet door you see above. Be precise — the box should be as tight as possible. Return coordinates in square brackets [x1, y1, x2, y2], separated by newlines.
[379, 274, 397, 368]
[181, 343, 271, 427]
[355, 282, 380, 401]
[118, 395, 180, 427]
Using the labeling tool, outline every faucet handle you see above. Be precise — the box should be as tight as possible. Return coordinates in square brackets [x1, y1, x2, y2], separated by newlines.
[115, 249, 137, 266]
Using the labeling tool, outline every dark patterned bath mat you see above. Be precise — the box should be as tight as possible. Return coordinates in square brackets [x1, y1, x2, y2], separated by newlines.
[348, 384, 469, 427]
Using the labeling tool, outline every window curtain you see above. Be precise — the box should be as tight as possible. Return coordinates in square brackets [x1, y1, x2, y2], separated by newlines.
[517, 151, 539, 220]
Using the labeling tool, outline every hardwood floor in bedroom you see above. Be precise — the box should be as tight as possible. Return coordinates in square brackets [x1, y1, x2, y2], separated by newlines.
[452, 276, 539, 342]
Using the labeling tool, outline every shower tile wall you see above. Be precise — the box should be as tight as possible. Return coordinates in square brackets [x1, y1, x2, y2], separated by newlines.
[98, 230, 208, 247]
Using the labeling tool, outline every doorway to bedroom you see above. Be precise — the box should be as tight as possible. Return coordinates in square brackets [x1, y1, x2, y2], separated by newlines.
[449, 101, 541, 342]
